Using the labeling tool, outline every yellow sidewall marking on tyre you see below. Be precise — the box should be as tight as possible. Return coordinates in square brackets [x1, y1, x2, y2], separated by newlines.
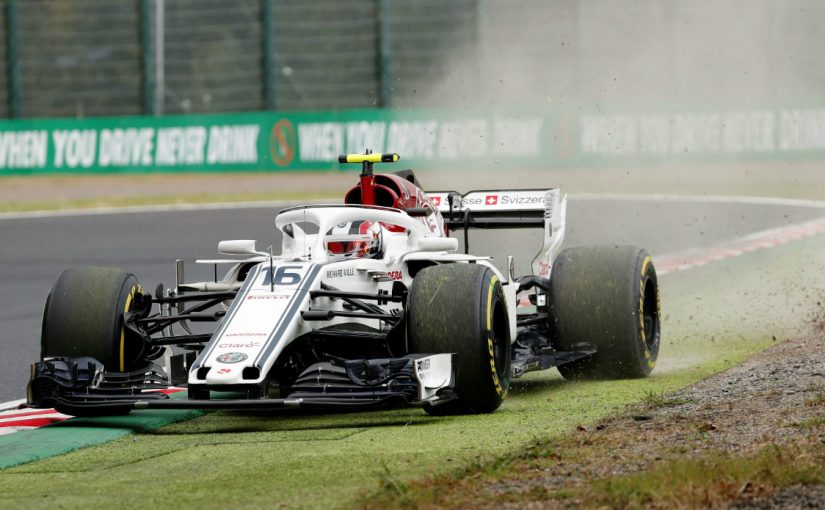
[638, 256, 656, 369]
[120, 285, 140, 372]
[640, 255, 651, 276]
[487, 275, 505, 397]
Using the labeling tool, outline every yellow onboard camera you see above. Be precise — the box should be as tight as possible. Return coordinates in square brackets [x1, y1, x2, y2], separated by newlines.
[338, 152, 399, 164]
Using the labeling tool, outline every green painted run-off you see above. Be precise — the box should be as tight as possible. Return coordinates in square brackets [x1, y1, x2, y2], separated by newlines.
[0, 397, 203, 470]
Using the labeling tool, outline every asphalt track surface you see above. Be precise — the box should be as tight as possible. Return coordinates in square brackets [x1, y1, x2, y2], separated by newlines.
[2, 197, 825, 402]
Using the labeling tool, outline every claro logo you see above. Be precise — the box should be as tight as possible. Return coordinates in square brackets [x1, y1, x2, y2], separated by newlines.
[218, 342, 262, 348]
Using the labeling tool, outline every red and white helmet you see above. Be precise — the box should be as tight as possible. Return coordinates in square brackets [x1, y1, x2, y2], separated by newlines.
[325, 221, 384, 259]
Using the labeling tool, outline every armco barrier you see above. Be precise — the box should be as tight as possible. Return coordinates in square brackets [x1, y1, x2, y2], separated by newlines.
[0, 106, 824, 175]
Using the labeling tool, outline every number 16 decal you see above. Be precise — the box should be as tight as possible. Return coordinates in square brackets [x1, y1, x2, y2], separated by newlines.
[261, 266, 303, 286]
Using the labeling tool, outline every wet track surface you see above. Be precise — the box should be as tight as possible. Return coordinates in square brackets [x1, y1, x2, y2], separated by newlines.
[1, 196, 824, 401]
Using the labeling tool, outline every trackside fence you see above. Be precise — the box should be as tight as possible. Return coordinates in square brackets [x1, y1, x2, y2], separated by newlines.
[0, 1, 823, 121]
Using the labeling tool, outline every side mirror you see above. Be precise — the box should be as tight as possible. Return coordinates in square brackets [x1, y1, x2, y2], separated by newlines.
[218, 240, 264, 256]
[418, 237, 458, 252]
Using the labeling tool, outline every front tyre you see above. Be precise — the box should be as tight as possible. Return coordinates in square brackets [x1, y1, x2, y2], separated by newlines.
[549, 246, 660, 379]
[41, 267, 146, 372]
[407, 263, 511, 414]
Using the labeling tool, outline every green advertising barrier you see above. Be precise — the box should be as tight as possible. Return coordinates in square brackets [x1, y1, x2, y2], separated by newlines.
[0, 109, 555, 175]
[0, 113, 275, 175]
[0, 106, 824, 175]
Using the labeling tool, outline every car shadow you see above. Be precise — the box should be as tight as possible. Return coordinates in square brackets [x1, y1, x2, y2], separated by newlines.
[146, 406, 441, 435]
[507, 376, 569, 397]
[48, 406, 440, 435]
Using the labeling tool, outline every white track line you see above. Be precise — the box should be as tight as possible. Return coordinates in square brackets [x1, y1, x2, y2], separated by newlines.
[0, 198, 328, 221]
[2, 193, 824, 222]
[572, 193, 825, 210]
[0, 399, 26, 412]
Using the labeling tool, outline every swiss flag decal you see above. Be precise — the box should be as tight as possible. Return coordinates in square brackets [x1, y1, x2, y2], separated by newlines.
[485, 195, 498, 205]
[430, 196, 441, 206]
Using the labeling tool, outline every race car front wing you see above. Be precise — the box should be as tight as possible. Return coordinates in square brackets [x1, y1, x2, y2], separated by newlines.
[27, 353, 456, 416]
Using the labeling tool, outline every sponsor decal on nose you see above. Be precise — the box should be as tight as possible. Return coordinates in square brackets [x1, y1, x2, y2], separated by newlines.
[218, 341, 263, 347]
[216, 352, 248, 364]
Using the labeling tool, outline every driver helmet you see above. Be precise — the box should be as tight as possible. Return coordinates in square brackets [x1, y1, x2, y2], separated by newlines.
[325, 221, 383, 259]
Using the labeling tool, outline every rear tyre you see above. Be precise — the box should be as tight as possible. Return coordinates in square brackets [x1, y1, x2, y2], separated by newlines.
[41, 267, 146, 372]
[407, 263, 511, 414]
[549, 245, 660, 379]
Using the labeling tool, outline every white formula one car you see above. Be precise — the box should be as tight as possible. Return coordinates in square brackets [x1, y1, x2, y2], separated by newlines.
[28, 152, 660, 416]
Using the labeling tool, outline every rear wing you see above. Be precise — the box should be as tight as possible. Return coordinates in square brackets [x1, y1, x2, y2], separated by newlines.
[426, 189, 562, 229]
[426, 189, 567, 274]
